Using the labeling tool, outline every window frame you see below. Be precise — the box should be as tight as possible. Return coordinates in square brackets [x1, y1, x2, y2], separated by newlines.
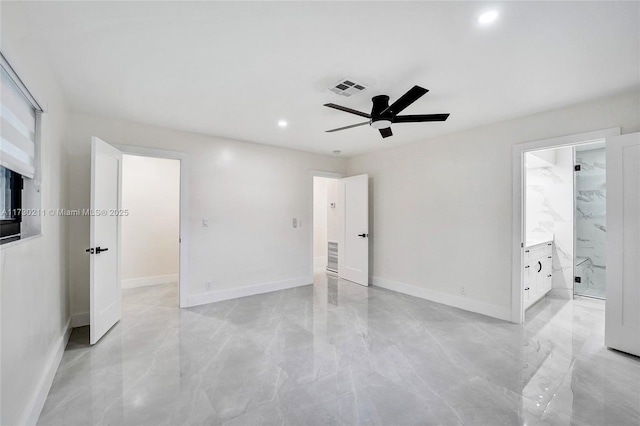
[0, 52, 43, 244]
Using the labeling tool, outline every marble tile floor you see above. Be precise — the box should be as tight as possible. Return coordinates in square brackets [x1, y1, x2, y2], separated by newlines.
[38, 277, 640, 425]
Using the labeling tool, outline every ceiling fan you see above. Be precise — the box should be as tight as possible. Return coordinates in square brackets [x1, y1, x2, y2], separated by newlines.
[324, 85, 449, 138]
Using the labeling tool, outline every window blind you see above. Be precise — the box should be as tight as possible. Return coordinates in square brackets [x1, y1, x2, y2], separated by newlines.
[0, 59, 40, 179]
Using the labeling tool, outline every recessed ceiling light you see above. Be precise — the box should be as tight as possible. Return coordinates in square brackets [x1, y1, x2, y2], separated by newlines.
[278, 120, 287, 127]
[478, 9, 499, 25]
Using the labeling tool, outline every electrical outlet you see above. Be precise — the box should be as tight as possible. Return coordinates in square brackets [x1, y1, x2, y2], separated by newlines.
[206, 281, 212, 290]
[460, 287, 466, 295]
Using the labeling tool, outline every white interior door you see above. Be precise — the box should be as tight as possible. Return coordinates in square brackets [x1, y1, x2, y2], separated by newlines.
[338, 174, 369, 286]
[90, 136, 123, 345]
[605, 132, 640, 357]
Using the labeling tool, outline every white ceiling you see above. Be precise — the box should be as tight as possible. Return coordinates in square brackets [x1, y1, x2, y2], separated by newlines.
[3, 1, 639, 157]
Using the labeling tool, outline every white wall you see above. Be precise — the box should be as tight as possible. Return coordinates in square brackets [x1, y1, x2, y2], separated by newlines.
[66, 113, 347, 316]
[525, 146, 574, 297]
[121, 155, 180, 287]
[0, 19, 70, 426]
[348, 89, 640, 320]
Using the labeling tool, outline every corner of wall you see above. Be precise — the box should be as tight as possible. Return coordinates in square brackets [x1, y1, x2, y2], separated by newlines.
[1, 23, 73, 426]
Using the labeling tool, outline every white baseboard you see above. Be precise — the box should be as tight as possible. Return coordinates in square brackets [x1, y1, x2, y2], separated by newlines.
[71, 311, 89, 328]
[121, 273, 178, 289]
[186, 276, 312, 307]
[371, 276, 512, 321]
[549, 288, 573, 299]
[23, 318, 72, 426]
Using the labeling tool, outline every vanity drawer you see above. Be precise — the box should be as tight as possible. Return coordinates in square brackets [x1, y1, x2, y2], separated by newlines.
[525, 241, 552, 261]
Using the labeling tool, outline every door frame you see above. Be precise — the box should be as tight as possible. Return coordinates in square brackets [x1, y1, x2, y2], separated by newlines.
[115, 144, 190, 309]
[308, 170, 345, 278]
[511, 128, 619, 323]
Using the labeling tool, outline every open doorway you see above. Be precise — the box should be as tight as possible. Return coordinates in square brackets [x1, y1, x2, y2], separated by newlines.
[121, 154, 181, 308]
[313, 175, 340, 276]
[310, 171, 370, 289]
[89, 137, 189, 344]
[523, 141, 606, 316]
[511, 128, 620, 323]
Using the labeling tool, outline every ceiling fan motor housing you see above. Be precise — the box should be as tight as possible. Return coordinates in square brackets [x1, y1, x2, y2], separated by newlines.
[370, 95, 392, 129]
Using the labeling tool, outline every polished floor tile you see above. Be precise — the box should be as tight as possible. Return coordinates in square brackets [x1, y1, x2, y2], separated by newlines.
[38, 277, 640, 425]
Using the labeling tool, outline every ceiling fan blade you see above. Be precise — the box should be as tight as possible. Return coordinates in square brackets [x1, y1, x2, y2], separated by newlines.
[379, 127, 393, 138]
[325, 121, 370, 133]
[324, 103, 371, 118]
[382, 85, 429, 116]
[393, 113, 450, 123]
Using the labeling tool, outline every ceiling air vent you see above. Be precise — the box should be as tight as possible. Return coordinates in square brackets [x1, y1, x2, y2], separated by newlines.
[328, 79, 367, 97]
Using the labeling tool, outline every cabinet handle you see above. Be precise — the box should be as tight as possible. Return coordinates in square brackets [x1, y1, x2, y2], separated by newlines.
[547, 274, 552, 277]
[547, 243, 552, 246]
[525, 287, 530, 291]
[537, 261, 542, 273]
[547, 256, 552, 259]
[525, 250, 530, 253]
[525, 265, 530, 269]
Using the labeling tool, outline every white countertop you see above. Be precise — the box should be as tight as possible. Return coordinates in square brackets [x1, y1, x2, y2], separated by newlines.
[526, 233, 554, 248]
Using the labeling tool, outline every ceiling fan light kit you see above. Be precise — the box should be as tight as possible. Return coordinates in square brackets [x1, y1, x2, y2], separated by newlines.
[370, 95, 392, 129]
[370, 119, 392, 130]
[324, 85, 450, 139]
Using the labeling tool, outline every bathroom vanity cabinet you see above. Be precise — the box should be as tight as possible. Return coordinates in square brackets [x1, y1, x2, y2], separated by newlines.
[524, 240, 553, 309]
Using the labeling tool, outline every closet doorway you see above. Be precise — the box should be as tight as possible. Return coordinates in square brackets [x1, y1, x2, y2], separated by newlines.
[121, 154, 181, 307]
[312, 174, 341, 276]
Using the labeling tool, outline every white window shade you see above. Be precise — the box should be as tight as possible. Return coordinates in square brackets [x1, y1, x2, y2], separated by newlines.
[0, 64, 39, 179]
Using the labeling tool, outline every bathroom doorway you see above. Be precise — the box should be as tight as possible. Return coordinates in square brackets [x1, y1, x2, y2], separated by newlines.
[512, 128, 619, 323]
[522, 141, 607, 314]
